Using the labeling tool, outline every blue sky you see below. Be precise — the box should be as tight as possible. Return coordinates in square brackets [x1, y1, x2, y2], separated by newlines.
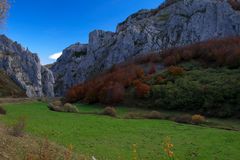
[0, 0, 163, 64]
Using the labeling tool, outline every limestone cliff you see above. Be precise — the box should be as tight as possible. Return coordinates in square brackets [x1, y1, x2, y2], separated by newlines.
[0, 35, 54, 97]
[51, 0, 240, 96]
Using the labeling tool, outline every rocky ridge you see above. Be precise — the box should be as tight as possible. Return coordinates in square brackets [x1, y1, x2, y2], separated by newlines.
[0, 35, 54, 97]
[51, 0, 240, 96]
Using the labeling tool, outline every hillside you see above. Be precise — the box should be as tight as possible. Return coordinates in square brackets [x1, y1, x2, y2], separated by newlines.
[0, 35, 54, 97]
[0, 70, 26, 97]
[51, 0, 240, 96]
[66, 37, 240, 118]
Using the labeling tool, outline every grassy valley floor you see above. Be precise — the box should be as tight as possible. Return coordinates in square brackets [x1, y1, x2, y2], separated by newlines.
[0, 102, 240, 160]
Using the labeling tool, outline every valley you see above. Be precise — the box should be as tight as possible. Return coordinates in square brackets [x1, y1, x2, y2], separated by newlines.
[0, 0, 240, 159]
[1, 101, 240, 160]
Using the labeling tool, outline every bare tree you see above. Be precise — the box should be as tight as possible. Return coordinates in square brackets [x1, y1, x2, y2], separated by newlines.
[0, 0, 9, 24]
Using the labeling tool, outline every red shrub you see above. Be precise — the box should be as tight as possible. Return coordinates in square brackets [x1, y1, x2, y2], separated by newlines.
[162, 37, 240, 68]
[156, 76, 166, 84]
[66, 64, 144, 104]
[132, 79, 142, 87]
[84, 88, 98, 104]
[99, 82, 125, 104]
[167, 66, 185, 76]
[66, 85, 85, 102]
[135, 82, 150, 98]
[163, 55, 178, 66]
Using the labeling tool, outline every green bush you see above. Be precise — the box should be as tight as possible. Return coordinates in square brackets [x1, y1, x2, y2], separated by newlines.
[143, 67, 240, 118]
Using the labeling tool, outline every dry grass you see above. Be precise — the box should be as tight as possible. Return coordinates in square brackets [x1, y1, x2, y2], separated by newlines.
[102, 107, 117, 117]
[0, 106, 6, 115]
[0, 123, 87, 160]
[191, 114, 206, 124]
[8, 116, 26, 137]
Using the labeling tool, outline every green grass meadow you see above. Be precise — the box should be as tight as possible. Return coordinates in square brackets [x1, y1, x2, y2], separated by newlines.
[1, 102, 240, 160]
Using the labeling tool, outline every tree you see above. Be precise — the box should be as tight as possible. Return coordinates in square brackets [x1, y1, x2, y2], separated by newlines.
[0, 0, 9, 24]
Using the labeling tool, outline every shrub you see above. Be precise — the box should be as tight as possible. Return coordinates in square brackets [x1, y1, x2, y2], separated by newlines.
[167, 66, 185, 76]
[48, 103, 63, 112]
[174, 114, 192, 124]
[66, 64, 145, 104]
[84, 88, 98, 104]
[66, 85, 85, 103]
[63, 103, 79, 113]
[0, 106, 6, 115]
[99, 82, 125, 104]
[191, 114, 206, 124]
[162, 37, 240, 68]
[52, 100, 62, 107]
[135, 82, 151, 98]
[156, 76, 166, 84]
[144, 111, 164, 119]
[124, 112, 143, 119]
[102, 107, 117, 117]
[9, 116, 26, 137]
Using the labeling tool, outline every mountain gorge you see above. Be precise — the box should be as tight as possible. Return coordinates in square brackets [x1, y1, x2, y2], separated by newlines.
[51, 0, 240, 96]
[0, 35, 54, 97]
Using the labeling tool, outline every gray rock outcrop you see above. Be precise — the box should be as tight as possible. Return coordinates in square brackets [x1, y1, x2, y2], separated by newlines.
[0, 35, 55, 97]
[51, 0, 240, 96]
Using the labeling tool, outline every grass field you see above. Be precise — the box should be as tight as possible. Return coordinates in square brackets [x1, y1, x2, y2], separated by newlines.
[1, 102, 240, 160]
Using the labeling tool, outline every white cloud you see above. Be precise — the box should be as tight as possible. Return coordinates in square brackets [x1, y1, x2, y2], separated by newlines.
[49, 52, 62, 60]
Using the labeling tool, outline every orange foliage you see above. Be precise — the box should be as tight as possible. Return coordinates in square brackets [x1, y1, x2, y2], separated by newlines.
[135, 82, 150, 98]
[99, 82, 125, 104]
[66, 65, 145, 104]
[167, 66, 185, 76]
[162, 37, 240, 68]
[156, 76, 166, 84]
[66, 37, 240, 104]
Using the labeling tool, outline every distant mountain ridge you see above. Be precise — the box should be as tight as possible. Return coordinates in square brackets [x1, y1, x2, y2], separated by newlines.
[51, 0, 240, 96]
[0, 35, 55, 97]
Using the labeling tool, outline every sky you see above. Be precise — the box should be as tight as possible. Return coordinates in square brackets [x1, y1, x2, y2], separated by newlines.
[0, 0, 163, 64]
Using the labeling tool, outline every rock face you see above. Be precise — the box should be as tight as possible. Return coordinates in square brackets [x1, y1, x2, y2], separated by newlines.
[0, 35, 55, 97]
[51, 0, 240, 96]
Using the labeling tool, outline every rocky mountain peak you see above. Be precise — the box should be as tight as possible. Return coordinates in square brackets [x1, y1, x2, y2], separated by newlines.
[51, 0, 240, 96]
[0, 34, 55, 97]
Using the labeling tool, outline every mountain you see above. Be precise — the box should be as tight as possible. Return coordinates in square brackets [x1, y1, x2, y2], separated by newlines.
[0, 70, 26, 97]
[51, 0, 240, 96]
[0, 35, 54, 97]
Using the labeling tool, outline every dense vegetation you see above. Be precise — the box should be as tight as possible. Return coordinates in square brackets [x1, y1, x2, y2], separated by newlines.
[0, 70, 26, 97]
[1, 102, 240, 160]
[66, 37, 240, 118]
